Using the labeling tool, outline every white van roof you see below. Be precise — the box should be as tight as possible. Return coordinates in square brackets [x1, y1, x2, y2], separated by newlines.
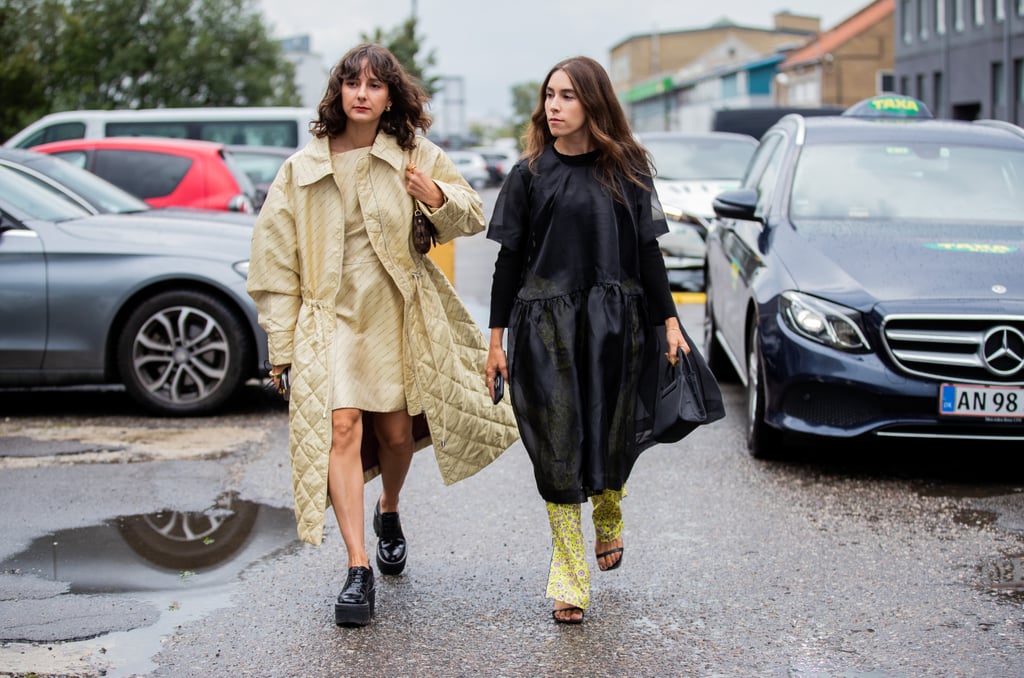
[5, 107, 316, 149]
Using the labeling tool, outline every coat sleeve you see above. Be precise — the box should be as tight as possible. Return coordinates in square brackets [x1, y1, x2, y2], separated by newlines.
[246, 163, 302, 365]
[414, 139, 486, 243]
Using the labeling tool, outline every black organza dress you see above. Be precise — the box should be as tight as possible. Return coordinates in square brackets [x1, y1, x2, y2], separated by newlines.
[487, 144, 675, 504]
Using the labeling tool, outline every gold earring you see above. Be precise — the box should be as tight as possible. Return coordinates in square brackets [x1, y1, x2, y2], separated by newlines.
[386, 104, 392, 112]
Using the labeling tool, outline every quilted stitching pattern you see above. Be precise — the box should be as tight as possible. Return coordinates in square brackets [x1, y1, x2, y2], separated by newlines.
[249, 134, 519, 545]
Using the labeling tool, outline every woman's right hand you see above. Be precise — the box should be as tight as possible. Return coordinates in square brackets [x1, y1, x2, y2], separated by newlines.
[485, 329, 507, 402]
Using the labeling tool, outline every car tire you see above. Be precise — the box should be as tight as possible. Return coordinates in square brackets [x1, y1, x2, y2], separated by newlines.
[746, 324, 784, 459]
[117, 290, 251, 416]
[703, 277, 736, 381]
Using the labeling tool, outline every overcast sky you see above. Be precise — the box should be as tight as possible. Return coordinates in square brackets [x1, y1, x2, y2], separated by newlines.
[257, 0, 873, 122]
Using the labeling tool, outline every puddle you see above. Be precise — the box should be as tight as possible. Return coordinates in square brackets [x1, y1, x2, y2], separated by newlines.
[0, 493, 298, 676]
[981, 553, 1024, 602]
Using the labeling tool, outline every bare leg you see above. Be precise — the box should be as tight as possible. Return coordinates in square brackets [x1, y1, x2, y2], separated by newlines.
[327, 408, 369, 568]
[373, 410, 415, 512]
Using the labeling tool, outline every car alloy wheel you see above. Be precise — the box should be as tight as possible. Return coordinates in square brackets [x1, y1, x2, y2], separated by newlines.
[117, 290, 251, 415]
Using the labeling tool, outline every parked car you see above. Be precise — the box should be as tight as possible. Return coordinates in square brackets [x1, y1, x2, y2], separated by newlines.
[640, 131, 758, 291]
[704, 94, 1024, 458]
[0, 164, 268, 415]
[226, 144, 294, 210]
[470, 146, 521, 185]
[31, 137, 258, 214]
[4, 106, 314, 149]
[446, 150, 490, 189]
[0, 147, 254, 224]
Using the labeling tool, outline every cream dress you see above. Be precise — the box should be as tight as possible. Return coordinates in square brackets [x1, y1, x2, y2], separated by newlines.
[330, 148, 406, 412]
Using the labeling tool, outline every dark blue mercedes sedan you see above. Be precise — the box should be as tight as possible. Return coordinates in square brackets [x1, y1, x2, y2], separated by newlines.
[704, 95, 1024, 458]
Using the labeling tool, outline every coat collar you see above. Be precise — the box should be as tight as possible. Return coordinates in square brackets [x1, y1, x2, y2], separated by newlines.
[292, 132, 406, 187]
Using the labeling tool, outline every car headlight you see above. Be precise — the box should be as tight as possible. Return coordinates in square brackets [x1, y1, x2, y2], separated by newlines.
[233, 261, 250, 278]
[779, 291, 870, 351]
[662, 205, 710, 238]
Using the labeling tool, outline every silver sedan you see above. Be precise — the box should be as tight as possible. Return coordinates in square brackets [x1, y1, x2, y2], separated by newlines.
[0, 165, 268, 415]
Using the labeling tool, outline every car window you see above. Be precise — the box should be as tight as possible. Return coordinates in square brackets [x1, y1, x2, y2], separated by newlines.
[228, 150, 286, 184]
[220, 150, 257, 196]
[28, 156, 150, 214]
[198, 121, 299, 148]
[741, 133, 782, 190]
[0, 166, 90, 221]
[90, 150, 192, 199]
[790, 142, 1024, 223]
[105, 122, 189, 138]
[14, 122, 86, 149]
[645, 138, 756, 181]
[745, 134, 786, 217]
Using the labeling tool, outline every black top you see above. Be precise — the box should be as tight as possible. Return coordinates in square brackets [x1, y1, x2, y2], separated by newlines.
[488, 146, 675, 328]
[486, 144, 677, 503]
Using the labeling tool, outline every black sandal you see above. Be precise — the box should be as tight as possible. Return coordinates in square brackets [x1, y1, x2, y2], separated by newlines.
[552, 606, 585, 624]
[596, 546, 624, 571]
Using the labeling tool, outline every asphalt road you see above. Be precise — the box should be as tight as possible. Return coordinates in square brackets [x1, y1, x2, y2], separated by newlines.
[1, 187, 1023, 677]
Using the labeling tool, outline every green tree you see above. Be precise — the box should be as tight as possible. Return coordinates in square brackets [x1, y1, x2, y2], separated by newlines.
[509, 81, 541, 148]
[0, 0, 298, 141]
[361, 17, 438, 96]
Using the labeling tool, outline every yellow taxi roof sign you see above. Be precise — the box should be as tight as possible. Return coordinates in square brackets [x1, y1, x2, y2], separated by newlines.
[842, 94, 934, 119]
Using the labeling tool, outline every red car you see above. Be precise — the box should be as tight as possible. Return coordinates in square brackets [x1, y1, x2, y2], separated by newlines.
[31, 137, 257, 213]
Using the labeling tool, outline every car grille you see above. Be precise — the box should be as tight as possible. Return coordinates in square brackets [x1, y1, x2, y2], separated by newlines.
[881, 315, 1024, 385]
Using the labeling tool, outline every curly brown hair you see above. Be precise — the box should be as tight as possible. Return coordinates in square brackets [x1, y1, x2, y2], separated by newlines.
[524, 56, 651, 201]
[312, 43, 431, 151]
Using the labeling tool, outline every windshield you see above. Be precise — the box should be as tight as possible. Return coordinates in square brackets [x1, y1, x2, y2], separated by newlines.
[28, 155, 150, 214]
[790, 142, 1024, 223]
[645, 136, 757, 181]
[0, 166, 91, 221]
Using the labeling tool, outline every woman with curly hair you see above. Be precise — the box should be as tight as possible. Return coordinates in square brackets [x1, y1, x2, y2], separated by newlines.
[248, 43, 518, 627]
[486, 56, 689, 624]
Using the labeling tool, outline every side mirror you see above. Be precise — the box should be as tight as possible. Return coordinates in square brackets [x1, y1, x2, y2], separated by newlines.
[712, 188, 760, 222]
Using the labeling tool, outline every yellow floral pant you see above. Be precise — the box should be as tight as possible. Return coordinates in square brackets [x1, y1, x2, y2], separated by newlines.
[545, 487, 626, 609]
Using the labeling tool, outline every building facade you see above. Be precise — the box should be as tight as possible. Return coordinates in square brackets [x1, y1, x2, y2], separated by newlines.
[612, 14, 819, 132]
[776, 0, 896, 109]
[895, 0, 1024, 122]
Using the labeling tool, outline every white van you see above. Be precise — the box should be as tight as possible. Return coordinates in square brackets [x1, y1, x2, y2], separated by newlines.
[4, 107, 316, 150]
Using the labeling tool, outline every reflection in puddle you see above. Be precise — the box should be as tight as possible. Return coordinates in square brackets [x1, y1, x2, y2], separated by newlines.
[1, 493, 298, 676]
[982, 554, 1024, 601]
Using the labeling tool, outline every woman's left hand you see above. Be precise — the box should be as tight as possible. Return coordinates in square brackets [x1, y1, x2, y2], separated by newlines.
[665, 319, 691, 365]
[405, 162, 445, 209]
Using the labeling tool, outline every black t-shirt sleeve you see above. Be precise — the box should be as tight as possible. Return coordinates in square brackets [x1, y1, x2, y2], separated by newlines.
[486, 161, 530, 252]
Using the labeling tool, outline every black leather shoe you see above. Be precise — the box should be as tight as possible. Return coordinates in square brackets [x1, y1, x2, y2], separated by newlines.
[335, 566, 375, 627]
[373, 498, 407, 575]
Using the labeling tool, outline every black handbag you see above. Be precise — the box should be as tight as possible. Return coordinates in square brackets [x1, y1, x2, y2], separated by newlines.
[653, 326, 726, 443]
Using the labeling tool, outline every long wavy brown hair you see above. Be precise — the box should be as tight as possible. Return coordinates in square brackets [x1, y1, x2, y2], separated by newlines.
[312, 43, 431, 151]
[524, 56, 651, 202]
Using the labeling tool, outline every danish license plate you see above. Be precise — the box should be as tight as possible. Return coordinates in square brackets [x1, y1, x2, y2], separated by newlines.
[939, 383, 1024, 419]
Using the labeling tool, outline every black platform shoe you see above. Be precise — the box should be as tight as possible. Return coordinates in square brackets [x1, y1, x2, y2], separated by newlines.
[373, 498, 407, 575]
[335, 566, 375, 627]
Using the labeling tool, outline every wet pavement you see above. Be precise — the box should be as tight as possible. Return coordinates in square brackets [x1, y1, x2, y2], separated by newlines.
[1, 188, 1023, 676]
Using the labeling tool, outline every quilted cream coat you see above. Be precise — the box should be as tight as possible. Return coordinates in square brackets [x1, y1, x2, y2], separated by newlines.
[247, 133, 520, 545]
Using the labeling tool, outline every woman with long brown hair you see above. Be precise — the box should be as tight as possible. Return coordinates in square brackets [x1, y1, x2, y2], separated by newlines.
[248, 43, 518, 627]
[486, 56, 689, 624]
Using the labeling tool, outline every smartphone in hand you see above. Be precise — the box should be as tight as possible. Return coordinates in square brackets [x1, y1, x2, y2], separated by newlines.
[278, 368, 290, 401]
[492, 372, 504, 404]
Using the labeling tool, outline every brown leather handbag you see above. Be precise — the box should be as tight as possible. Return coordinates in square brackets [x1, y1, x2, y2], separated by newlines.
[412, 206, 437, 255]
